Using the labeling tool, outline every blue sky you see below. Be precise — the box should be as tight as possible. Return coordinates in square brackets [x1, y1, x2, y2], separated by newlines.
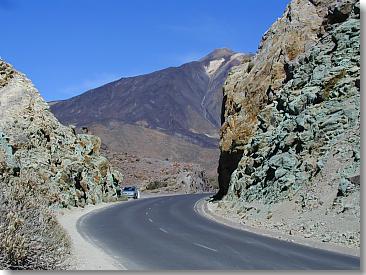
[1, 0, 290, 101]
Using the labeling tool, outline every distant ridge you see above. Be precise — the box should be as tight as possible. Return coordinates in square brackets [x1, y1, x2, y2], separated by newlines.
[51, 49, 251, 147]
[50, 49, 252, 174]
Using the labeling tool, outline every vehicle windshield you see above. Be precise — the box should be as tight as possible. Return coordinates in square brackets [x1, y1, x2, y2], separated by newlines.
[123, 187, 135, 191]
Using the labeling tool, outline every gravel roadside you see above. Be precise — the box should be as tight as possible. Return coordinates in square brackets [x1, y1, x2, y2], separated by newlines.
[195, 197, 360, 258]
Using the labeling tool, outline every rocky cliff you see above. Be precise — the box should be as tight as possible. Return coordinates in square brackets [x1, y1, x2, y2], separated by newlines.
[0, 60, 123, 269]
[215, 0, 360, 248]
[0, 60, 123, 208]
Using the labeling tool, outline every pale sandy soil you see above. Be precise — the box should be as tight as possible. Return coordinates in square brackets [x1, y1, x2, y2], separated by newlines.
[196, 198, 360, 258]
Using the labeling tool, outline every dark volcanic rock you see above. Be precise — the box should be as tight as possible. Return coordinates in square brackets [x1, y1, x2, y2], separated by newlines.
[51, 49, 251, 148]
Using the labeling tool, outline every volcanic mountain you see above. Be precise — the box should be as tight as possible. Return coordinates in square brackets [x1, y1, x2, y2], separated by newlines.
[51, 49, 252, 176]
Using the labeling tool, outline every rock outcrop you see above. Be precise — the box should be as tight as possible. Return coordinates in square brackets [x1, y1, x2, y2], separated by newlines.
[216, 0, 341, 199]
[104, 150, 215, 194]
[175, 169, 212, 194]
[0, 60, 125, 269]
[0, 60, 123, 209]
[215, 0, 360, 248]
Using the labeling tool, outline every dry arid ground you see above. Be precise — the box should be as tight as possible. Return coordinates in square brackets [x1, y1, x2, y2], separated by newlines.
[197, 198, 359, 258]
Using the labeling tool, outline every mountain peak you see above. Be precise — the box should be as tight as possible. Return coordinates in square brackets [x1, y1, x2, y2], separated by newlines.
[199, 48, 236, 62]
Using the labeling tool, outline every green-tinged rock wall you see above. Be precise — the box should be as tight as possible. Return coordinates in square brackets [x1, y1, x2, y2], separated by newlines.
[216, 0, 360, 248]
[215, 0, 334, 200]
[0, 60, 123, 208]
[0, 60, 125, 269]
[227, 7, 360, 202]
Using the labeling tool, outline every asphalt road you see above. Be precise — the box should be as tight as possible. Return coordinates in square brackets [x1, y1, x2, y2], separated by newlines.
[77, 193, 360, 270]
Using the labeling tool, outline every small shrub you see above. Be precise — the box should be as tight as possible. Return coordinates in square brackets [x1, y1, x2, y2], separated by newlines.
[117, 194, 128, 201]
[0, 172, 71, 270]
[145, 180, 168, 190]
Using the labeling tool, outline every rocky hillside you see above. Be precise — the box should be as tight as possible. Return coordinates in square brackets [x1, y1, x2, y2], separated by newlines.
[50, 49, 251, 177]
[214, 0, 360, 249]
[51, 48, 250, 147]
[104, 150, 215, 194]
[85, 121, 220, 180]
[0, 60, 123, 269]
[0, 60, 124, 207]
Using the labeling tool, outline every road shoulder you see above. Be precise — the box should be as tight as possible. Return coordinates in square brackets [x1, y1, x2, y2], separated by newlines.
[195, 197, 360, 258]
[56, 201, 127, 270]
[55, 192, 181, 270]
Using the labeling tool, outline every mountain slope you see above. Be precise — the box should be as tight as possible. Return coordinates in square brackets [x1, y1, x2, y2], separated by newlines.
[51, 49, 251, 149]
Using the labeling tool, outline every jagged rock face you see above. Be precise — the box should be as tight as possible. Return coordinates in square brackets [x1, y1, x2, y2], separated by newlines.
[215, 0, 336, 199]
[0, 60, 122, 208]
[228, 0, 360, 201]
[220, 0, 331, 153]
[217, 0, 360, 247]
[216, 0, 359, 199]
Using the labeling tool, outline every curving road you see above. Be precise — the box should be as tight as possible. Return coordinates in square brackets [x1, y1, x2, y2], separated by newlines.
[77, 193, 360, 270]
